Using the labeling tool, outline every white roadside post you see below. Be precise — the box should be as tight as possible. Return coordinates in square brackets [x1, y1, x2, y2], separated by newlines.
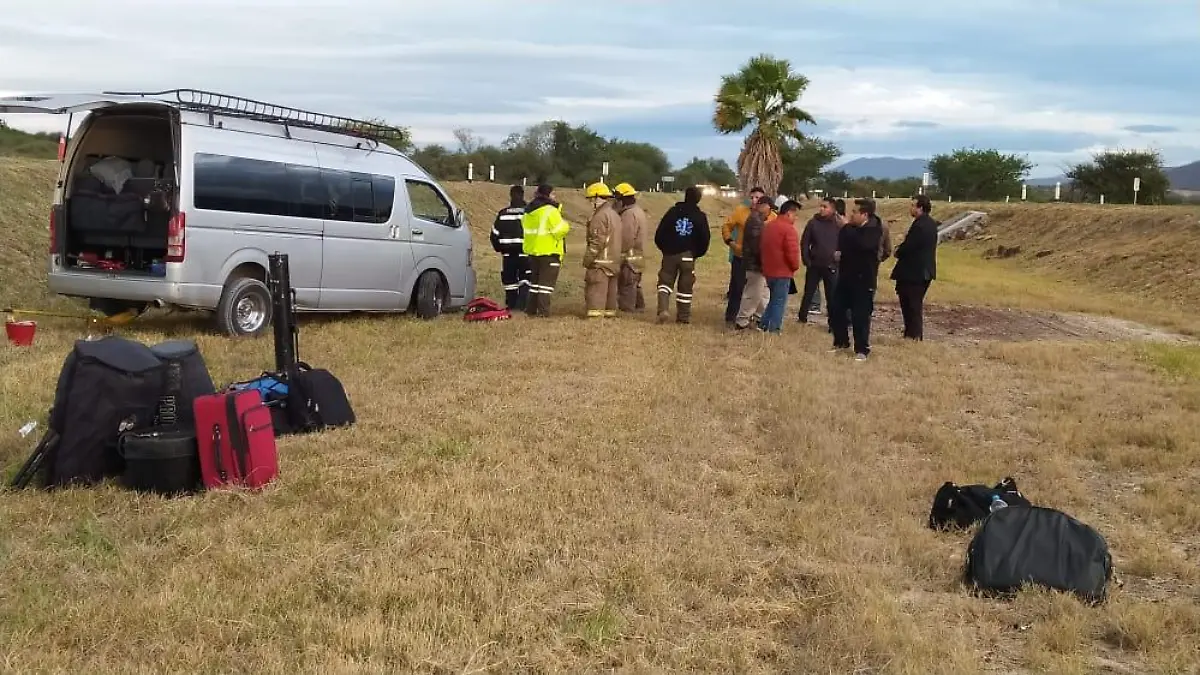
[1054, 182, 1061, 202]
[1133, 176, 1141, 205]
[489, 165, 495, 182]
[601, 161, 610, 183]
[921, 172, 931, 196]
[1021, 184, 1028, 201]
[1101, 194, 1105, 205]
[468, 163, 474, 183]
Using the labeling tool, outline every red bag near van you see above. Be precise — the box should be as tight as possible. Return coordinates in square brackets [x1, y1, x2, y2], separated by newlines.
[192, 389, 278, 489]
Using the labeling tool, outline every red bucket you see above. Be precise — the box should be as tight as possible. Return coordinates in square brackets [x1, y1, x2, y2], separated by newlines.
[5, 320, 37, 347]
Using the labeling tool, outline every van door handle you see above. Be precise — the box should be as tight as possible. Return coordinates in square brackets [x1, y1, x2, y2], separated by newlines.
[412, 228, 424, 235]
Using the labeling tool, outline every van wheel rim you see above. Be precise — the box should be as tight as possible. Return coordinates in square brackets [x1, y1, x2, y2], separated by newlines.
[235, 295, 266, 333]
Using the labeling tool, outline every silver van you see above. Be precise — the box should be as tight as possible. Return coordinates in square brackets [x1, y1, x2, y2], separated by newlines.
[0, 89, 476, 336]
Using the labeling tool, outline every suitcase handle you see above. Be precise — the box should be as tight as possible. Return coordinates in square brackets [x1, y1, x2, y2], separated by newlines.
[240, 404, 275, 434]
[211, 423, 227, 481]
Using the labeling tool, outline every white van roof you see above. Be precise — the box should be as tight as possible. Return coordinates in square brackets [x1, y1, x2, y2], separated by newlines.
[0, 89, 408, 153]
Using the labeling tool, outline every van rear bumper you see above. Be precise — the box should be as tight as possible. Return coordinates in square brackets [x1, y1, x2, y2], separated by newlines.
[48, 270, 220, 310]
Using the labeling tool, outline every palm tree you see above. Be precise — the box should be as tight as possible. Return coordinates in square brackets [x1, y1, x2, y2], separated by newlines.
[713, 54, 816, 196]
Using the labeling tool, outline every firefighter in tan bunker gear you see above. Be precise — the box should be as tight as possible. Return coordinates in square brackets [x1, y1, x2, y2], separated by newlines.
[582, 182, 624, 318]
[614, 182, 647, 312]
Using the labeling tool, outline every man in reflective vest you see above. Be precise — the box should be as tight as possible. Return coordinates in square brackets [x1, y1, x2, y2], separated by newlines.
[521, 183, 570, 317]
[490, 185, 529, 311]
[582, 182, 624, 318]
[613, 182, 647, 313]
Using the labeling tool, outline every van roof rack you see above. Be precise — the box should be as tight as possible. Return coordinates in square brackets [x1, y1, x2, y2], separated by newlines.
[101, 88, 407, 144]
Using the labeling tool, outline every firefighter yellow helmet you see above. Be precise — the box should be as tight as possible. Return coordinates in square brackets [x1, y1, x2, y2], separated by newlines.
[613, 182, 638, 197]
[585, 182, 612, 199]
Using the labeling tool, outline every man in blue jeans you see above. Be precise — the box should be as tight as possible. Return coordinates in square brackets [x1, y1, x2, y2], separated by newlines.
[758, 201, 802, 332]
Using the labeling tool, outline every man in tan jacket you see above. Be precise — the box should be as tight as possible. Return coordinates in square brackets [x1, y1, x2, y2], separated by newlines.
[583, 182, 624, 318]
[614, 182, 647, 312]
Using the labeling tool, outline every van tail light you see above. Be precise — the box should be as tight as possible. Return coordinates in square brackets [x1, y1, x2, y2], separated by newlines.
[57, 135, 66, 162]
[166, 212, 186, 262]
[49, 208, 57, 254]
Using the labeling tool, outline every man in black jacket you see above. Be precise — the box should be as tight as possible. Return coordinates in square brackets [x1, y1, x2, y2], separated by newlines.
[490, 185, 529, 310]
[654, 186, 711, 324]
[891, 194, 939, 340]
[798, 196, 841, 325]
[830, 198, 885, 360]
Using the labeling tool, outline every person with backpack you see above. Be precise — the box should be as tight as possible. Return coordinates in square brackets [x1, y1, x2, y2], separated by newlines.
[830, 198, 886, 359]
[653, 186, 711, 324]
[490, 185, 529, 311]
[521, 184, 570, 317]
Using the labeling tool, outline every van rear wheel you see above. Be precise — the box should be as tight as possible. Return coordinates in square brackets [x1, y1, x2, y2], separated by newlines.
[216, 277, 273, 338]
[414, 271, 446, 320]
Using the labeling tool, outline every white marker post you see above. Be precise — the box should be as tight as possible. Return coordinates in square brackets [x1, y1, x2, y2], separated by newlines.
[1006, 196, 1011, 203]
[1021, 184, 1028, 201]
[601, 161, 610, 181]
[1133, 176, 1141, 205]
[1054, 182, 1061, 202]
[489, 165, 495, 182]
[467, 163, 474, 183]
[921, 172, 931, 196]
[872, 190, 876, 199]
[1100, 194, 1105, 205]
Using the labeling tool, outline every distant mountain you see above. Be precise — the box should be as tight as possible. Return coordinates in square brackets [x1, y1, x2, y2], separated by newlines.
[1167, 161, 1200, 190]
[833, 157, 927, 181]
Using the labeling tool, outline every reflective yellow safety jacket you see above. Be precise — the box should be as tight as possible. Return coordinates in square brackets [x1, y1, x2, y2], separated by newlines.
[521, 198, 570, 258]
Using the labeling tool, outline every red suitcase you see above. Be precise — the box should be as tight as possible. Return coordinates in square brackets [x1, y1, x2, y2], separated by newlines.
[193, 389, 278, 489]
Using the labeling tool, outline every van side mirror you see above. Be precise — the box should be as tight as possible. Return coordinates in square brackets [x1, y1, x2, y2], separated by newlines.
[453, 207, 466, 228]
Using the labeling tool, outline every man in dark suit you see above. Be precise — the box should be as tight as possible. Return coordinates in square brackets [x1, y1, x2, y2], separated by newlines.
[891, 194, 939, 340]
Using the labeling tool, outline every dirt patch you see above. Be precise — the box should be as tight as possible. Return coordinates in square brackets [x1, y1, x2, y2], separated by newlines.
[871, 303, 1190, 343]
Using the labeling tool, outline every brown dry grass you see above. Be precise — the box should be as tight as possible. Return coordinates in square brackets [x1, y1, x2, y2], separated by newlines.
[2, 159, 1199, 673]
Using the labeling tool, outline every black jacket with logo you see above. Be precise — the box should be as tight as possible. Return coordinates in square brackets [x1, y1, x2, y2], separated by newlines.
[490, 199, 526, 256]
[654, 201, 711, 258]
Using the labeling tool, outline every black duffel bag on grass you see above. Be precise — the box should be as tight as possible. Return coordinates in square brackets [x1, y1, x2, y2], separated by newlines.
[928, 477, 1031, 531]
[282, 361, 355, 434]
[964, 505, 1113, 605]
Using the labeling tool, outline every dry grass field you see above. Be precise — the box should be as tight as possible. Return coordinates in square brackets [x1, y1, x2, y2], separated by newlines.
[2, 158, 1200, 674]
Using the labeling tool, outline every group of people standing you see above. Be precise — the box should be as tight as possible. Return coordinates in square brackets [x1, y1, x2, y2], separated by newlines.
[490, 182, 938, 360]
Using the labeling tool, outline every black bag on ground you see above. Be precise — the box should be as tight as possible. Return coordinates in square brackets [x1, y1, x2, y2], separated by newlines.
[118, 428, 201, 496]
[150, 339, 216, 429]
[43, 336, 167, 487]
[965, 505, 1113, 604]
[282, 361, 355, 434]
[928, 477, 1031, 530]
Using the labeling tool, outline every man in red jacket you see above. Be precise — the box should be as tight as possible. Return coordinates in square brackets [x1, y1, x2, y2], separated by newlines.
[758, 200, 802, 333]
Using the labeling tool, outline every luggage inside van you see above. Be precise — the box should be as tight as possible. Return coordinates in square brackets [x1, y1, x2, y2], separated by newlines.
[60, 110, 178, 276]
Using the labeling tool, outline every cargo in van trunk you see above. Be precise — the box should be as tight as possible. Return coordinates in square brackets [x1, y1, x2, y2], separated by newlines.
[61, 109, 177, 276]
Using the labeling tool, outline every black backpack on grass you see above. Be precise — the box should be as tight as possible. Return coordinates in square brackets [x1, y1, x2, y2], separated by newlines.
[964, 505, 1113, 605]
[280, 361, 355, 434]
[42, 336, 167, 487]
[928, 477, 1031, 531]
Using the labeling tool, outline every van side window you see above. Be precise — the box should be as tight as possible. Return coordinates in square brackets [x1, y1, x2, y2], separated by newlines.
[192, 152, 397, 225]
[405, 180, 453, 227]
[350, 174, 375, 223]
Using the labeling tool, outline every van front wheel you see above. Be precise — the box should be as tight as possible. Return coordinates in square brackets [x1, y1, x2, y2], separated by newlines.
[216, 277, 273, 338]
[414, 271, 446, 320]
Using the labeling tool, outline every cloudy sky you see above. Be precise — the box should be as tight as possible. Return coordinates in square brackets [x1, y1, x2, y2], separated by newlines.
[1, 0, 1196, 176]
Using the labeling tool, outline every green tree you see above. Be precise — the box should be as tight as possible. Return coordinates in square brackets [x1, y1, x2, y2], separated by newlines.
[1066, 149, 1169, 204]
[675, 157, 738, 189]
[606, 139, 670, 191]
[551, 122, 606, 184]
[713, 53, 816, 195]
[928, 148, 1032, 200]
[343, 117, 412, 152]
[778, 137, 841, 197]
[818, 169, 853, 195]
